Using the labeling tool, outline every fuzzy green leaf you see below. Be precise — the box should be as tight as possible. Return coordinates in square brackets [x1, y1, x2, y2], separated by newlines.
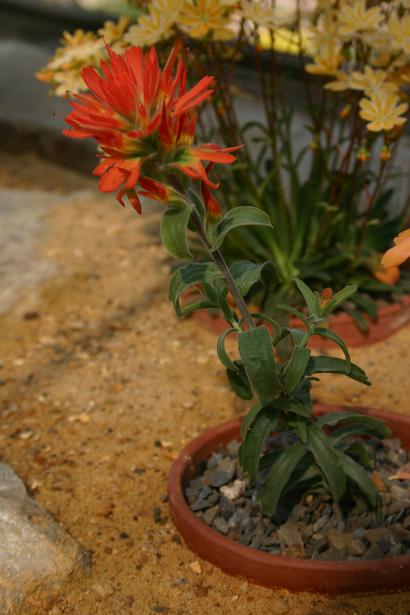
[337, 450, 379, 508]
[307, 423, 346, 502]
[226, 364, 253, 400]
[295, 278, 320, 316]
[306, 356, 371, 385]
[211, 207, 273, 249]
[311, 327, 351, 369]
[321, 284, 358, 317]
[259, 443, 307, 516]
[238, 327, 281, 404]
[239, 407, 280, 481]
[240, 403, 266, 439]
[168, 262, 222, 317]
[282, 346, 311, 393]
[230, 261, 278, 296]
[217, 328, 238, 371]
[160, 203, 193, 259]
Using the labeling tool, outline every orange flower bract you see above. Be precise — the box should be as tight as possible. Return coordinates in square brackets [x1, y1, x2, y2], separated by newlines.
[382, 229, 410, 268]
[64, 44, 240, 213]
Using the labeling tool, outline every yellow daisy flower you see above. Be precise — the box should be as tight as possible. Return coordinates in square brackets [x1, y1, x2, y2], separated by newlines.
[364, 30, 392, 67]
[349, 66, 398, 96]
[325, 72, 353, 92]
[124, 4, 179, 47]
[179, 0, 235, 41]
[98, 16, 132, 43]
[305, 41, 342, 76]
[239, 0, 275, 29]
[359, 91, 408, 131]
[39, 33, 105, 73]
[388, 13, 410, 54]
[337, 0, 383, 37]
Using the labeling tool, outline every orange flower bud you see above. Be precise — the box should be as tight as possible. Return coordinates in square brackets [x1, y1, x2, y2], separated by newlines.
[320, 287, 333, 307]
[380, 145, 391, 161]
[357, 147, 370, 162]
[340, 104, 351, 119]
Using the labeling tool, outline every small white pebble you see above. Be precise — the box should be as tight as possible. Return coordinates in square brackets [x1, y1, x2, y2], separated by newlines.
[220, 479, 247, 501]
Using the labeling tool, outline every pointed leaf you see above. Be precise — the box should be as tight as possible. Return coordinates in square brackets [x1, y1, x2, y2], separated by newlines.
[321, 284, 358, 317]
[282, 346, 311, 393]
[240, 403, 265, 439]
[337, 450, 379, 508]
[312, 327, 351, 369]
[307, 423, 346, 502]
[306, 356, 371, 385]
[239, 407, 280, 480]
[259, 443, 307, 516]
[295, 278, 320, 316]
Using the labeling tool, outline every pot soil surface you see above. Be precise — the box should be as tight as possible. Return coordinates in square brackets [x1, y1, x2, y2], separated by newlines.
[0, 151, 410, 613]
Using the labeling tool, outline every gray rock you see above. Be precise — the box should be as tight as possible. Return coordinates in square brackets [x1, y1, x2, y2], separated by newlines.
[190, 491, 219, 512]
[202, 505, 219, 526]
[213, 517, 229, 535]
[327, 529, 351, 551]
[0, 463, 89, 614]
[206, 458, 236, 487]
[226, 440, 241, 458]
[312, 515, 329, 533]
[278, 521, 303, 548]
[348, 539, 367, 557]
[363, 528, 391, 545]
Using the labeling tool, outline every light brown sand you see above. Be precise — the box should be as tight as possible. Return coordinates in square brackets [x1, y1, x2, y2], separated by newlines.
[0, 153, 409, 614]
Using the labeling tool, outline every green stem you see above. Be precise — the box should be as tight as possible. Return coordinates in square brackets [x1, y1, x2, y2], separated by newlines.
[190, 207, 255, 331]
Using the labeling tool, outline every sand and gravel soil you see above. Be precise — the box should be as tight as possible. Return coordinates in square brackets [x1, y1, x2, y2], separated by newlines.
[0, 152, 410, 614]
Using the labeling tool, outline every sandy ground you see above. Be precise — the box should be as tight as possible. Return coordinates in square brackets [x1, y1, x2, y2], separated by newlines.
[0, 152, 410, 614]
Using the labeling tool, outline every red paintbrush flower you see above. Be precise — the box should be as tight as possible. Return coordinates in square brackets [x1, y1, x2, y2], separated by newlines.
[64, 43, 240, 214]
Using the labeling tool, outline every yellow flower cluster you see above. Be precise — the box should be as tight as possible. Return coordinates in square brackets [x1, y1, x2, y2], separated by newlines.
[36, 17, 130, 95]
[307, 0, 410, 132]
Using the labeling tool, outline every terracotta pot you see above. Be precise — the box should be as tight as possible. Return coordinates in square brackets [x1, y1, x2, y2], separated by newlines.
[193, 295, 410, 349]
[168, 404, 410, 594]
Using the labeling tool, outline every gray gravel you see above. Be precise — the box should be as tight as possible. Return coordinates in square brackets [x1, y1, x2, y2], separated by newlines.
[186, 435, 410, 561]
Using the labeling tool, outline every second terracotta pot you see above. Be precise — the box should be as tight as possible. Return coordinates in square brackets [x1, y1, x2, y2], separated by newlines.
[193, 295, 410, 349]
[168, 404, 410, 594]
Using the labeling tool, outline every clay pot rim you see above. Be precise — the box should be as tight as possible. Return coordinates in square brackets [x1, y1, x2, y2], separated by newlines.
[168, 404, 410, 576]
